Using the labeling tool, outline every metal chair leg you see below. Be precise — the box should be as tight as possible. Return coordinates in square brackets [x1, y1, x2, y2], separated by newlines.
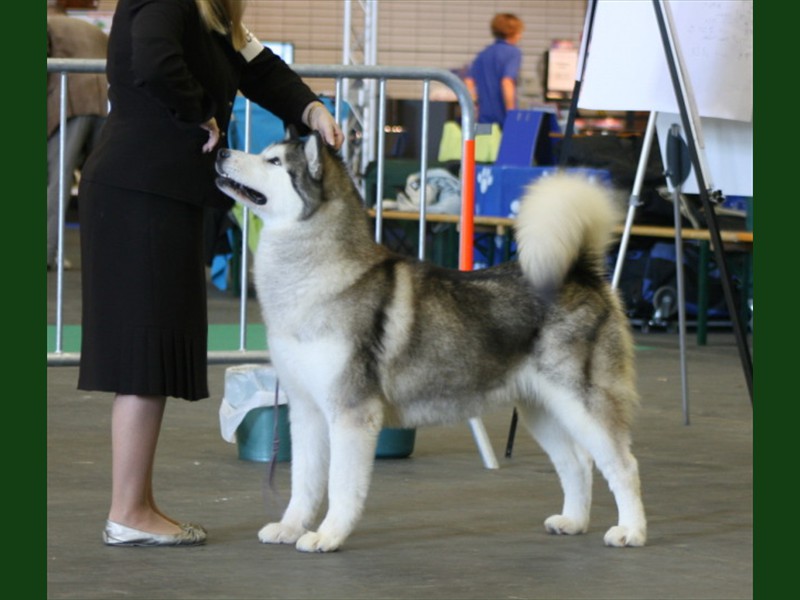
[504, 408, 518, 458]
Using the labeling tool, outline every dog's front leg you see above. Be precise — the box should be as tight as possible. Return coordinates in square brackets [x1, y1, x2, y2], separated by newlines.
[295, 402, 382, 552]
[259, 397, 329, 545]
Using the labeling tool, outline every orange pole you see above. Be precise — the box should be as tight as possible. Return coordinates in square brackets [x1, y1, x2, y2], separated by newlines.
[459, 138, 476, 271]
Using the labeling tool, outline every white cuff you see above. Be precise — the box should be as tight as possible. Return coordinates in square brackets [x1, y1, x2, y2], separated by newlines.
[240, 26, 263, 63]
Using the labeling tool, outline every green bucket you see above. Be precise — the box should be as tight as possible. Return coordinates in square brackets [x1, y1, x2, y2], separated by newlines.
[375, 428, 417, 458]
[236, 405, 292, 463]
[237, 409, 416, 461]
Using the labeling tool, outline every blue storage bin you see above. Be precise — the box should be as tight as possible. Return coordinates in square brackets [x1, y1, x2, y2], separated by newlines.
[475, 166, 612, 218]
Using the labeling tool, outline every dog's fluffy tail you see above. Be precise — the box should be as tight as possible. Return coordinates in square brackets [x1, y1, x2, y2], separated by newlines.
[514, 172, 619, 295]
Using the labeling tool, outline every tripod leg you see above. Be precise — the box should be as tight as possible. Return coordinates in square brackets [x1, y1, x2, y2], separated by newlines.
[611, 111, 658, 290]
[504, 408, 518, 458]
[671, 183, 691, 425]
[665, 123, 692, 424]
[558, 0, 598, 168]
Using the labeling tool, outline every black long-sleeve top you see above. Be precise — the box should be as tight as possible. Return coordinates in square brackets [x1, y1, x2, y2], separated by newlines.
[81, 0, 319, 209]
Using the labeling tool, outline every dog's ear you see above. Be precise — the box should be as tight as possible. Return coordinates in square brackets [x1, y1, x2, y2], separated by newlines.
[304, 132, 324, 181]
[284, 124, 300, 141]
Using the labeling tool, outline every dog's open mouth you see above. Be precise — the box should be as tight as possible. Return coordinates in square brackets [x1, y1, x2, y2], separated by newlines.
[216, 175, 268, 205]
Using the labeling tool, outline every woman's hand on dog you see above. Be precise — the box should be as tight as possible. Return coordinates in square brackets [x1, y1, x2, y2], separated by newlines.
[304, 101, 344, 150]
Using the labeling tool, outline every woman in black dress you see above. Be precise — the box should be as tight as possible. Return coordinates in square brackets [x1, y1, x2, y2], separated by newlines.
[77, 0, 343, 546]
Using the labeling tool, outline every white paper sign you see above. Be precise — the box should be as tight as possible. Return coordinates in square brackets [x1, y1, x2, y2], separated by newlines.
[579, 0, 753, 122]
[656, 113, 753, 196]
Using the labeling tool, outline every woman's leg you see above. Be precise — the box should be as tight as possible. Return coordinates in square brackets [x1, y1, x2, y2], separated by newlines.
[107, 394, 182, 535]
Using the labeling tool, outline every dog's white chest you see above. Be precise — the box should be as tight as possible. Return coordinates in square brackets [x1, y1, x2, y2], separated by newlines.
[268, 334, 351, 402]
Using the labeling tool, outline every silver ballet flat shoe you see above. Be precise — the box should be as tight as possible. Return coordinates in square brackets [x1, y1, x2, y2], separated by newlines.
[102, 520, 207, 547]
[181, 522, 207, 535]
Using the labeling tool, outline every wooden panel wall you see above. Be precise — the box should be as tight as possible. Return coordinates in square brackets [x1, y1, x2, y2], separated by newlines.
[92, 0, 588, 103]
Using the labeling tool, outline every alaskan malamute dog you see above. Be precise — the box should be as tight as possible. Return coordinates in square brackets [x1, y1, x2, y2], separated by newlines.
[215, 133, 646, 553]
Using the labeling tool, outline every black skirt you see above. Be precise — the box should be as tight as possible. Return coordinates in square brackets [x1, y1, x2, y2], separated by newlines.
[77, 181, 209, 401]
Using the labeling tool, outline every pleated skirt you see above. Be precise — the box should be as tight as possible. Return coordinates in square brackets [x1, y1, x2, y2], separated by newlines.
[77, 180, 209, 401]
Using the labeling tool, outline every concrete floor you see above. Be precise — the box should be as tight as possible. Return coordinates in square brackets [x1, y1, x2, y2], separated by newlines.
[47, 225, 753, 599]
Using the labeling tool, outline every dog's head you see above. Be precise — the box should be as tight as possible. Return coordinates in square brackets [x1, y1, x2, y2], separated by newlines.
[215, 131, 334, 223]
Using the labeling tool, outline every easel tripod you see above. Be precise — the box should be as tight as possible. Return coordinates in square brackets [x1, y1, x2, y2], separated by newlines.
[506, 0, 753, 457]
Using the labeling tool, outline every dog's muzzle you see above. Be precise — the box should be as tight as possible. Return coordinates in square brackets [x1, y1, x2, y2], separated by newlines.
[214, 149, 267, 205]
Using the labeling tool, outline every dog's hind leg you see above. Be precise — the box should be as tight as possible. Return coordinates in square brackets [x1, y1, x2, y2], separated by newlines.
[295, 400, 383, 553]
[258, 396, 330, 546]
[539, 383, 647, 547]
[518, 403, 593, 536]
[589, 433, 647, 547]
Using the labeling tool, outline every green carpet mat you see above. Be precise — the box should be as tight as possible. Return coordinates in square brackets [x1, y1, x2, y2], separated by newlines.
[47, 324, 267, 354]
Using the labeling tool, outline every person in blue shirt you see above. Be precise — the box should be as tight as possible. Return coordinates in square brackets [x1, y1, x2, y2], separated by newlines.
[465, 13, 524, 128]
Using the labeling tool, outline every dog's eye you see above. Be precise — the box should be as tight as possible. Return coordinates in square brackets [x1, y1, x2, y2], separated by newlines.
[266, 157, 281, 166]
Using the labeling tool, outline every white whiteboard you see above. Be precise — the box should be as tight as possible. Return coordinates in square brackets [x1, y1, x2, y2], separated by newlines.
[579, 0, 753, 197]
[579, 0, 753, 122]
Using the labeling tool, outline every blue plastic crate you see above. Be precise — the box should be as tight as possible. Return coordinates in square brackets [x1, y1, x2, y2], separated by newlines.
[475, 166, 612, 218]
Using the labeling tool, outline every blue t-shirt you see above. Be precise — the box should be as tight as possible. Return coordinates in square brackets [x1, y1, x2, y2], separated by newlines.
[468, 40, 522, 126]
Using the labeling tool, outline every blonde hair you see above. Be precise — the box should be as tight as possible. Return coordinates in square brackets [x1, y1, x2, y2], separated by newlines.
[195, 0, 248, 50]
[490, 13, 523, 40]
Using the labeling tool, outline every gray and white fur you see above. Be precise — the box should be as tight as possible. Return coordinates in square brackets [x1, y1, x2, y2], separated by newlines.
[215, 133, 647, 553]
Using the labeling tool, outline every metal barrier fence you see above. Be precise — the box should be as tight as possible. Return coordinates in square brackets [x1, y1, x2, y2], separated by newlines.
[46, 59, 478, 367]
[46, 58, 497, 469]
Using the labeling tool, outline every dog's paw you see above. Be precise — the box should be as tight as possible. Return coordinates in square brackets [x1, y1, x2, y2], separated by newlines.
[603, 525, 647, 547]
[544, 514, 589, 536]
[295, 530, 342, 553]
[258, 522, 306, 545]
